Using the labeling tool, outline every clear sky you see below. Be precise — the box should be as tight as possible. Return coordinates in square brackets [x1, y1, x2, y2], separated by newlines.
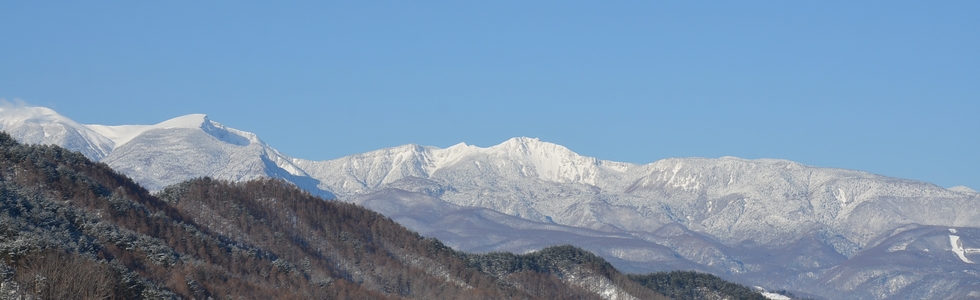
[2, 2, 978, 189]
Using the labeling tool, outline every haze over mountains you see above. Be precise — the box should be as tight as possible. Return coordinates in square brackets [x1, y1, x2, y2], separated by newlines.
[3, 105, 979, 299]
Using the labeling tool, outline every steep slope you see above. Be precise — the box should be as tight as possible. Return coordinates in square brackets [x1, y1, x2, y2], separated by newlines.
[102, 115, 285, 185]
[96, 114, 332, 198]
[0, 132, 687, 299]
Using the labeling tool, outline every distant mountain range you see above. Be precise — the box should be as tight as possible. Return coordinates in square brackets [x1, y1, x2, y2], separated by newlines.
[3, 105, 979, 299]
[6, 131, 765, 299]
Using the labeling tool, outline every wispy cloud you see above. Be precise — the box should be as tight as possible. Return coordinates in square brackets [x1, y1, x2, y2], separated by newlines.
[0, 98, 31, 109]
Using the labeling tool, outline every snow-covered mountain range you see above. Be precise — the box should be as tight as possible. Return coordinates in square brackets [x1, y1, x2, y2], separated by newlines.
[3, 105, 979, 299]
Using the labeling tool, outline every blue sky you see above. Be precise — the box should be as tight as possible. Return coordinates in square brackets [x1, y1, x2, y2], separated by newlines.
[2, 2, 978, 189]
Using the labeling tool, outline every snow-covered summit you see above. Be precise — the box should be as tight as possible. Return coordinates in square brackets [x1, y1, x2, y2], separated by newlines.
[0, 105, 115, 160]
[298, 137, 620, 195]
[0, 107, 308, 192]
[949, 185, 979, 195]
[0, 107, 226, 154]
[85, 113, 262, 149]
[425, 139, 614, 177]
[470, 136, 606, 185]
[91, 112, 310, 192]
[0, 106, 74, 126]
[152, 114, 210, 129]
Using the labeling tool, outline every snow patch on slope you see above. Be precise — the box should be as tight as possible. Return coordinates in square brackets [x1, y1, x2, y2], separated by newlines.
[761, 292, 792, 300]
[949, 234, 973, 263]
[949, 229, 980, 264]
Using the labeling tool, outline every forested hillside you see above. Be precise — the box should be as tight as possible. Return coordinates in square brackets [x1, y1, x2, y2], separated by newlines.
[0, 131, 766, 299]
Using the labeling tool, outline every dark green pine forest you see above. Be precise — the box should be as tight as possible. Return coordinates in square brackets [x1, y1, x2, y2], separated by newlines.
[0, 131, 771, 299]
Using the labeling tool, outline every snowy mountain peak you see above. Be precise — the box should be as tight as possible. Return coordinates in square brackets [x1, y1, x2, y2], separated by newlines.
[492, 137, 570, 155]
[152, 113, 211, 130]
[476, 137, 603, 185]
[304, 137, 610, 195]
[497, 136, 544, 148]
[84, 114, 210, 149]
[949, 185, 978, 195]
[0, 105, 74, 126]
[0, 105, 115, 160]
[85, 113, 260, 149]
[377, 137, 605, 185]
